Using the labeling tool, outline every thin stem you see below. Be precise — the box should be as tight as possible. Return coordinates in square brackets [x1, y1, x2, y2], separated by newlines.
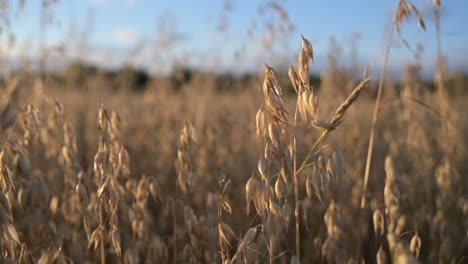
[292, 120, 330, 261]
[172, 201, 177, 264]
[379, 96, 451, 123]
[433, 5, 449, 143]
[435, 15, 446, 117]
[360, 25, 394, 210]
[433, 0, 449, 233]
[39, 0, 47, 83]
[297, 130, 328, 175]
[268, 185, 274, 264]
[270, 235, 275, 264]
[99, 203, 106, 264]
[293, 109, 300, 259]
[265, 162, 274, 264]
[356, 24, 394, 261]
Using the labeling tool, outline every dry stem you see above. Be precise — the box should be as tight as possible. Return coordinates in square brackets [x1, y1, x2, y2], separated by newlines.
[360, 26, 394, 210]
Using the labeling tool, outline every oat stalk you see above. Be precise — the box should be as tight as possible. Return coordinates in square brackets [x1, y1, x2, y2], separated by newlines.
[360, 26, 394, 210]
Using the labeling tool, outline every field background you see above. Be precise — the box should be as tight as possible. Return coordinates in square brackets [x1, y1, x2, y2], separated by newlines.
[0, 0, 467, 263]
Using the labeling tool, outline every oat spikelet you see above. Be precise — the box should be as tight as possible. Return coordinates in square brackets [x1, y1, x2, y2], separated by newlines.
[111, 229, 122, 256]
[408, 2, 425, 31]
[263, 64, 291, 124]
[298, 35, 314, 89]
[288, 65, 301, 94]
[376, 245, 387, 264]
[275, 177, 286, 198]
[245, 175, 256, 210]
[410, 232, 421, 258]
[373, 209, 385, 236]
[330, 78, 370, 127]
[301, 34, 314, 62]
[218, 222, 237, 254]
[175, 121, 197, 193]
[394, 0, 410, 31]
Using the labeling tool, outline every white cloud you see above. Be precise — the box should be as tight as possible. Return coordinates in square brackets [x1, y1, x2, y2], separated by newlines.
[114, 27, 141, 44]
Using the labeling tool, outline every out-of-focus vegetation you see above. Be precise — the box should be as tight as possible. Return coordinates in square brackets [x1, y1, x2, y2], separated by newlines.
[0, 0, 467, 264]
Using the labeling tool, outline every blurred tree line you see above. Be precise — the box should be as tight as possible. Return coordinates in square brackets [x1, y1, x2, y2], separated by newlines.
[45, 61, 322, 94]
[62, 62, 150, 92]
[15, 61, 466, 95]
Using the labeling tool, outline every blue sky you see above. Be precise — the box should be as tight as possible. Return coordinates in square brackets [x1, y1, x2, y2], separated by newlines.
[2, 0, 467, 77]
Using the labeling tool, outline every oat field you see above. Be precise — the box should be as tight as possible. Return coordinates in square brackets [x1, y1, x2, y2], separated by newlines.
[0, 0, 467, 263]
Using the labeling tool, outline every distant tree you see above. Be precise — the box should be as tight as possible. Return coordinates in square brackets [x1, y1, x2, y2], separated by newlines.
[447, 72, 468, 96]
[116, 65, 150, 92]
[64, 62, 98, 88]
[171, 67, 193, 91]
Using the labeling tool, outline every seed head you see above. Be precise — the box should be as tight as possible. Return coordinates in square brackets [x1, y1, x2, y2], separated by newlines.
[373, 209, 385, 236]
[410, 232, 421, 258]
